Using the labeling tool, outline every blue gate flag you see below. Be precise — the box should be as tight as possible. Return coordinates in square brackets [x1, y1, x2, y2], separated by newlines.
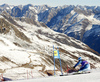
[54, 50, 60, 59]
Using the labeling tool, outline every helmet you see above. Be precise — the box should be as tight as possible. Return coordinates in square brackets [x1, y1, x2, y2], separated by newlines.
[78, 57, 82, 61]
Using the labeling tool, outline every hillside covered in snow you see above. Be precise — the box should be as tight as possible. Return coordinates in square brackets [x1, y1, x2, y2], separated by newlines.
[36, 5, 100, 54]
[0, 11, 100, 81]
[0, 4, 100, 54]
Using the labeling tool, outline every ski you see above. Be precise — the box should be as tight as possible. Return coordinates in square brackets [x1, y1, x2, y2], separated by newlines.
[60, 71, 91, 76]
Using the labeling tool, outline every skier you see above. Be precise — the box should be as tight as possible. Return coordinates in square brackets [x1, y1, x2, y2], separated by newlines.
[73, 57, 90, 72]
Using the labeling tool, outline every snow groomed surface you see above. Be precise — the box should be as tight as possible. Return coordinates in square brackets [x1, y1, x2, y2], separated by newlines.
[6, 69, 100, 82]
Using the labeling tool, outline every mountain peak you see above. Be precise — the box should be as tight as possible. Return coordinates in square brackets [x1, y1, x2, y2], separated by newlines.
[0, 3, 9, 7]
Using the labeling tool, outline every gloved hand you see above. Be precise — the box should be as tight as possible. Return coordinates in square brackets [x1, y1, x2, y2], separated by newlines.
[73, 66, 75, 69]
[71, 67, 75, 70]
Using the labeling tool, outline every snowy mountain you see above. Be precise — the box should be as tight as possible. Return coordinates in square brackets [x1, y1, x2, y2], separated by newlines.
[0, 4, 100, 80]
[1, 4, 100, 53]
[36, 5, 100, 54]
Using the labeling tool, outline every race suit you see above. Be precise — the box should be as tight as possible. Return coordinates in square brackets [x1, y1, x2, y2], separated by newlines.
[74, 60, 90, 71]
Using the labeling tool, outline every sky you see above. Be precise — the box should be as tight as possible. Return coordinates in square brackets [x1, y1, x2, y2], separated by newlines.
[0, 0, 100, 7]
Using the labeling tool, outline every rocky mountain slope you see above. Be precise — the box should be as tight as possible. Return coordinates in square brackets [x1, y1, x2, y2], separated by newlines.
[0, 4, 100, 53]
[36, 5, 100, 54]
[0, 11, 100, 80]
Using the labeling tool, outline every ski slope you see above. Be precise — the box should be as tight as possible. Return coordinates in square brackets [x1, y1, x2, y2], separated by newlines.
[6, 69, 100, 82]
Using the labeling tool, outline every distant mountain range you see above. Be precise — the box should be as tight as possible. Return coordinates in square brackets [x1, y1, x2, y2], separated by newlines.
[36, 5, 100, 54]
[0, 4, 100, 53]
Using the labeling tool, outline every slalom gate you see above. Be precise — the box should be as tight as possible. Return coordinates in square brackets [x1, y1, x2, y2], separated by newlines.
[27, 70, 33, 79]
